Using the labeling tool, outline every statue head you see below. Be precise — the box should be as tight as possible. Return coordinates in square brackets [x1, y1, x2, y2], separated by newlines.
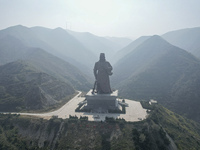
[100, 53, 105, 61]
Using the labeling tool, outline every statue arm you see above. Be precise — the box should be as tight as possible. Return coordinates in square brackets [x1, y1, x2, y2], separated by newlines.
[93, 63, 98, 80]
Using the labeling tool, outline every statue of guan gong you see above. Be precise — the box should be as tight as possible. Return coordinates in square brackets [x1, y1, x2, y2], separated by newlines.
[93, 53, 113, 94]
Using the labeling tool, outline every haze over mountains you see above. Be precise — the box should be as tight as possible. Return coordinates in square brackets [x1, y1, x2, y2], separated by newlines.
[112, 36, 150, 63]
[67, 30, 132, 62]
[0, 25, 130, 74]
[1, 25, 200, 123]
[0, 25, 131, 111]
[0, 35, 90, 90]
[113, 35, 200, 121]
[162, 27, 200, 59]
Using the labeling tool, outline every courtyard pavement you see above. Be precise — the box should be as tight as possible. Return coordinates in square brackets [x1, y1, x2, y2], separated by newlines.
[7, 91, 148, 122]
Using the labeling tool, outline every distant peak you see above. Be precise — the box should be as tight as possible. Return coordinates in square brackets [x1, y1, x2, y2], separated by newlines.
[151, 34, 162, 38]
[31, 26, 51, 30]
[8, 24, 28, 30]
[52, 27, 69, 35]
[146, 35, 167, 42]
[139, 34, 174, 49]
[54, 27, 66, 31]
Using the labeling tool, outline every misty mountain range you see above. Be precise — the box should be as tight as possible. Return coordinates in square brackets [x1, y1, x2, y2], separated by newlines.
[113, 35, 200, 121]
[0, 60, 75, 111]
[162, 27, 200, 58]
[0, 25, 200, 122]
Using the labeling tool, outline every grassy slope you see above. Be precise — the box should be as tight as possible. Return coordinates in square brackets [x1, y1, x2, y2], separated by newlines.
[143, 102, 200, 149]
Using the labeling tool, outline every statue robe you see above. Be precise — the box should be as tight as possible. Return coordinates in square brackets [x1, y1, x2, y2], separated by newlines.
[94, 60, 112, 94]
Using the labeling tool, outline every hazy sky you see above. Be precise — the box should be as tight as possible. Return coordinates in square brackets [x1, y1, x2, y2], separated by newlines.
[0, 0, 200, 38]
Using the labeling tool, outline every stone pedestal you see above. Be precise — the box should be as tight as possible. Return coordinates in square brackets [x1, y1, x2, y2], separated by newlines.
[79, 90, 120, 113]
[86, 90, 118, 107]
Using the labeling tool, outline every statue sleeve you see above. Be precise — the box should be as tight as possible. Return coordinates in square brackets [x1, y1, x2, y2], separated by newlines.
[107, 62, 112, 70]
[106, 62, 113, 75]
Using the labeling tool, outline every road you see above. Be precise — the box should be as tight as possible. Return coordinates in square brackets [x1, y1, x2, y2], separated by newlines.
[2, 91, 148, 122]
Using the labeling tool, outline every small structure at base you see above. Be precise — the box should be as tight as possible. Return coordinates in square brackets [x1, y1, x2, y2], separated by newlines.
[76, 90, 127, 113]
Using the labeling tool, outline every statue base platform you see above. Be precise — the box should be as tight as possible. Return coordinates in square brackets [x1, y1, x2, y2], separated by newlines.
[76, 90, 125, 113]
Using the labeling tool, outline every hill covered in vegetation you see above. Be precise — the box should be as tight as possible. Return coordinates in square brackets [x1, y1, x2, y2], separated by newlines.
[1, 103, 200, 150]
[0, 61, 75, 111]
[113, 35, 200, 122]
[0, 35, 91, 91]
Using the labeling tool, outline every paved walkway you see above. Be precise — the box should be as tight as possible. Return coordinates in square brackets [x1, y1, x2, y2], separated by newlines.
[4, 91, 148, 122]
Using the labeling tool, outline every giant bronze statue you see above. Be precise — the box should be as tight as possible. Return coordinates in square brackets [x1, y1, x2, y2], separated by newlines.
[93, 53, 113, 94]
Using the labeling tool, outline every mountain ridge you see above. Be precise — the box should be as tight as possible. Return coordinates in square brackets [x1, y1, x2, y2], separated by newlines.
[0, 25, 97, 74]
[114, 35, 200, 122]
[162, 27, 200, 58]
[112, 36, 150, 63]
[0, 34, 91, 91]
[0, 60, 75, 111]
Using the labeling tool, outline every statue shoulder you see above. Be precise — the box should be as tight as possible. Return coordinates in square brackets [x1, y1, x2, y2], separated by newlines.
[94, 61, 99, 69]
[94, 61, 99, 66]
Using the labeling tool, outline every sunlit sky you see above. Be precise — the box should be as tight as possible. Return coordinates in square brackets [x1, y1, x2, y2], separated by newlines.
[0, 0, 200, 38]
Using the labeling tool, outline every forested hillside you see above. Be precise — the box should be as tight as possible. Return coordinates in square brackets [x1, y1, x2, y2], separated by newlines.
[0, 28, 92, 111]
[0, 61, 75, 111]
[1, 103, 200, 150]
[113, 35, 200, 122]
